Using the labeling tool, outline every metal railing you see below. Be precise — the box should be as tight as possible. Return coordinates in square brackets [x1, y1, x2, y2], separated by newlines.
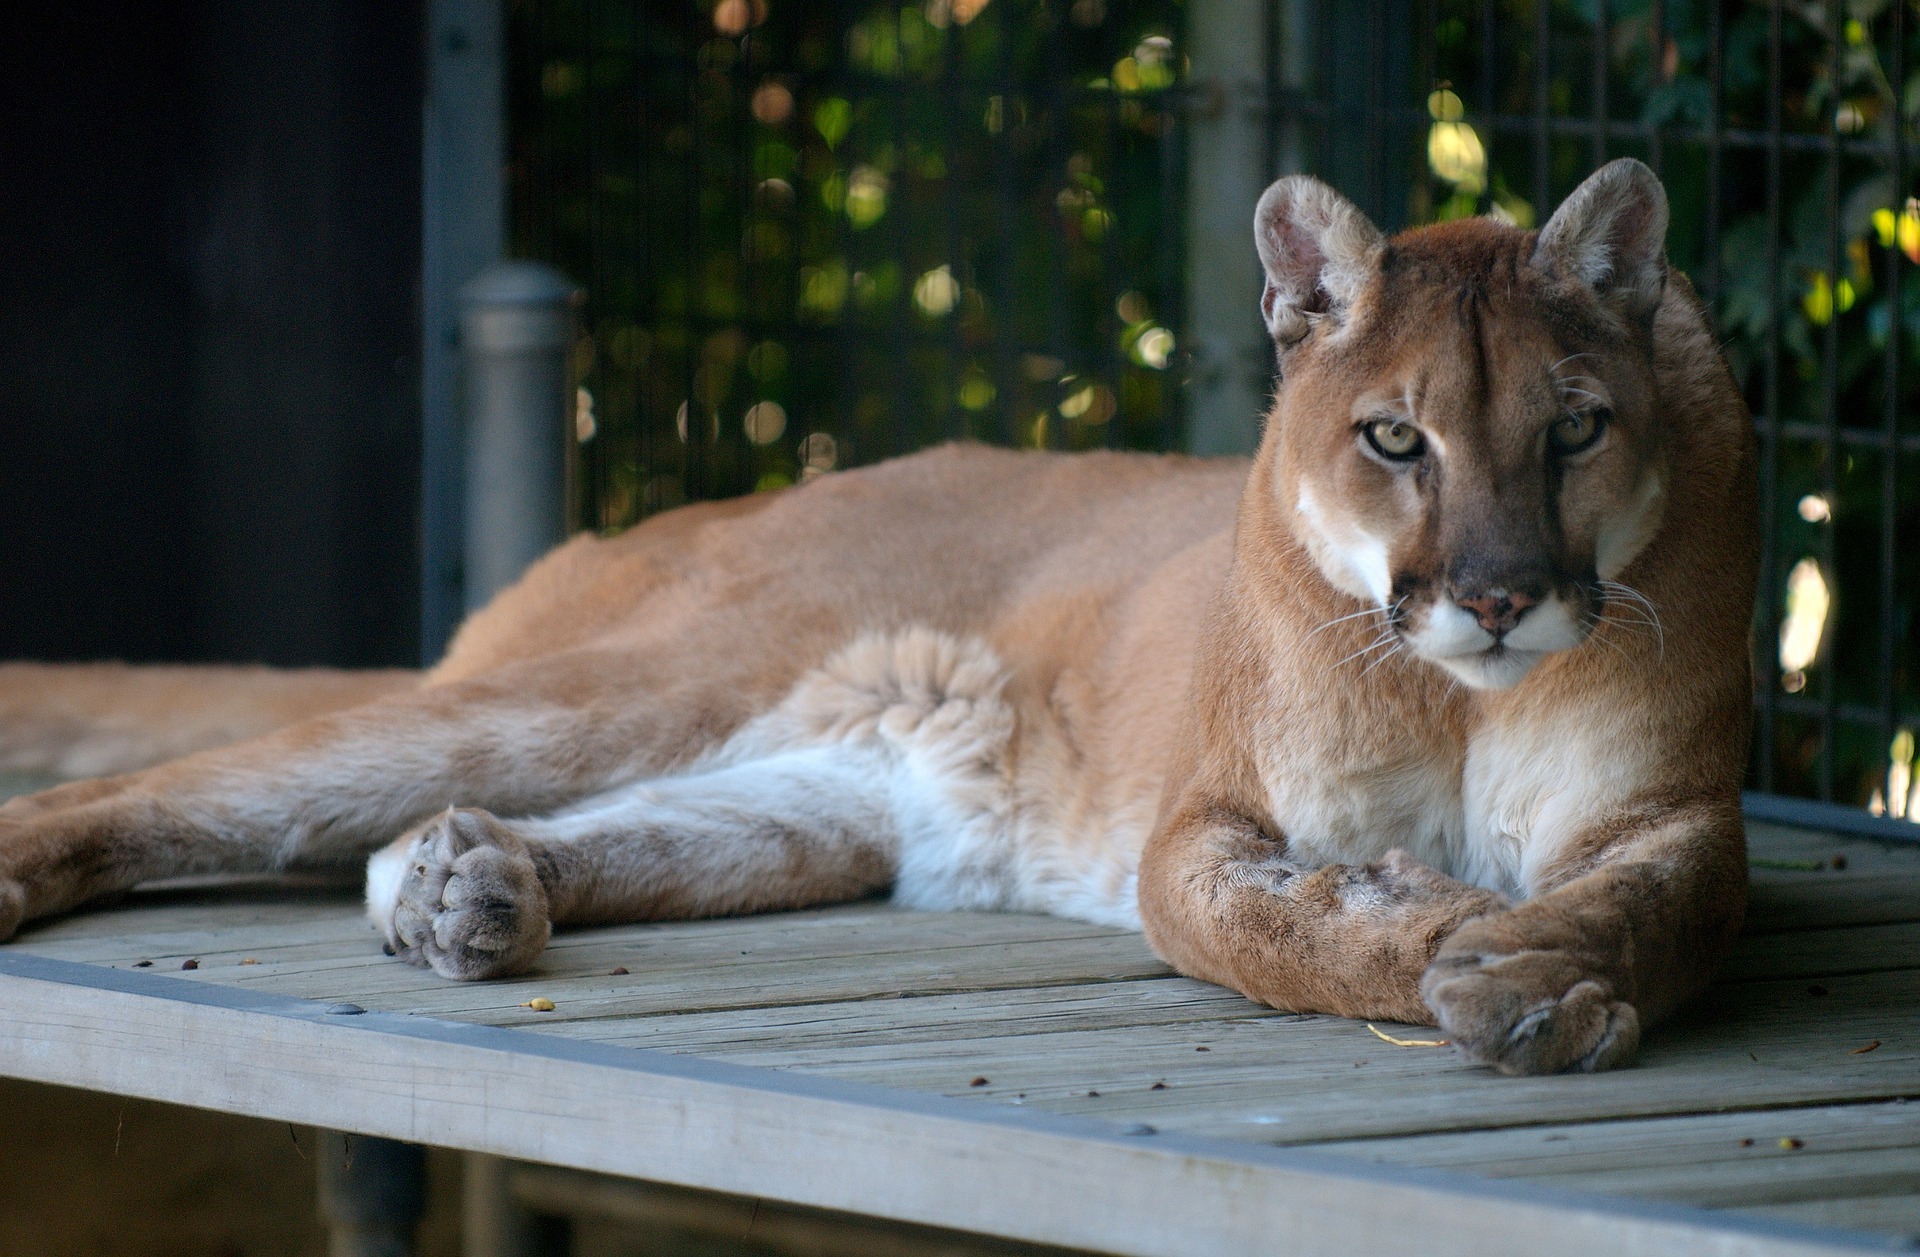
[508, 0, 1919, 830]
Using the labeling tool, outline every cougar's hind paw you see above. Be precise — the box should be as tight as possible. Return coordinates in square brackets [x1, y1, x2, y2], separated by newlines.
[374, 808, 551, 981]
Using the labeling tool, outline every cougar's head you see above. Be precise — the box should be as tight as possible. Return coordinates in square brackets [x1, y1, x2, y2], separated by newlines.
[1256, 159, 1672, 690]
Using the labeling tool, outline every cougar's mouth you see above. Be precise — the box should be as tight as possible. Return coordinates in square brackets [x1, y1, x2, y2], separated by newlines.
[1404, 589, 1593, 690]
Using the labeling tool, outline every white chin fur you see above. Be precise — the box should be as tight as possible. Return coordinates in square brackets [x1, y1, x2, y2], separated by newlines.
[1432, 646, 1547, 689]
[1407, 593, 1586, 689]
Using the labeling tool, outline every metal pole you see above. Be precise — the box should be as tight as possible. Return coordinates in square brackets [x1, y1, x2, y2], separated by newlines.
[459, 262, 579, 612]
[421, 0, 505, 660]
[1184, 0, 1274, 455]
[316, 1131, 426, 1257]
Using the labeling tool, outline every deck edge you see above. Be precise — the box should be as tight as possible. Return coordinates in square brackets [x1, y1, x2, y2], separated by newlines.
[0, 950, 1902, 1257]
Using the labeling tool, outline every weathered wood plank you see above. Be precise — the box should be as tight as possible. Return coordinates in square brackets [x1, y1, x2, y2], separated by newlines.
[1330, 1102, 1920, 1207]
[1741, 1196, 1920, 1242]
[2, 953, 1878, 1257]
[1747, 874, 1920, 933]
[1719, 922, 1920, 982]
[594, 968, 1916, 1146]
[15, 901, 1177, 1014]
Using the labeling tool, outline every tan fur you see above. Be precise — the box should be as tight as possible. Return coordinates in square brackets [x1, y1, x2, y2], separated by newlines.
[0, 161, 1754, 1074]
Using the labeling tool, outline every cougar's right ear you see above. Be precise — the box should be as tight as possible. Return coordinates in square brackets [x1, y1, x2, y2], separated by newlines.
[1254, 176, 1386, 352]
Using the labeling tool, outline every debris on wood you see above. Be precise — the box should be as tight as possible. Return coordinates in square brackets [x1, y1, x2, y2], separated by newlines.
[968, 1076, 989, 1087]
[1850, 1040, 1882, 1055]
[1739, 1138, 1755, 1147]
[1194, 1045, 1210, 1052]
[240, 958, 259, 965]
[1149, 1080, 1167, 1091]
[133, 961, 152, 968]
[1778, 1137, 1804, 1150]
[1366, 1024, 1449, 1047]
[1085, 1090, 1100, 1098]
[180, 959, 199, 970]
[522, 997, 556, 1012]
[608, 967, 629, 975]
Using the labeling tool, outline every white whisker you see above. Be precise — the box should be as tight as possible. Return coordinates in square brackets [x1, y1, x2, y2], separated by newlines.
[1358, 642, 1407, 679]
[1595, 580, 1664, 660]
[1331, 630, 1400, 671]
[1306, 604, 1391, 638]
[1549, 352, 1603, 374]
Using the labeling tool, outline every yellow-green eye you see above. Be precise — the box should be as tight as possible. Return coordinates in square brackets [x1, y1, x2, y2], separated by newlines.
[1364, 418, 1425, 461]
[1550, 407, 1609, 454]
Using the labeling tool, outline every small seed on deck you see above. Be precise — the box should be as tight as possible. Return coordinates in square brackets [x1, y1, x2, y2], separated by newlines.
[133, 961, 152, 968]
[180, 959, 199, 970]
[1739, 1138, 1754, 1147]
[968, 1077, 989, 1087]
[523, 998, 556, 1012]
[608, 967, 629, 976]
[240, 958, 259, 965]
[1851, 1040, 1882, 1054]
[1149, 1081, 1167, 1091]
[1778, 1137, 1804, 1150]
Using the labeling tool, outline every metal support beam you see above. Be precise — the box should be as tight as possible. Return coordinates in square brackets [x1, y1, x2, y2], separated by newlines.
[317, 1130, 427, 1257]
[422, 0, 505, 660]
[1183, 0, 1273, 456]
[459, 263, 578, 610]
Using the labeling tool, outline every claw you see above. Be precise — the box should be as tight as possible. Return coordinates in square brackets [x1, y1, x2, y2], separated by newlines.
[367, 808, 551, 980]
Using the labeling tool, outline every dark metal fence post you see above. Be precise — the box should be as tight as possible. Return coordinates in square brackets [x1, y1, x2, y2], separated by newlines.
[422, 0, 505, 660]
[459, 262, 580, 612]
[317, 1131, 427, 1257]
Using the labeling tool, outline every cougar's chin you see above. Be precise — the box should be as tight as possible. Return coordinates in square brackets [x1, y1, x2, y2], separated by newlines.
[1406, 592, 1591, 690]
[1431, 644, 1549, 690]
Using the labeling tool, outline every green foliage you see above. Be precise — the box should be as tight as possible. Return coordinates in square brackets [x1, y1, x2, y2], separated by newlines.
[511, 0, 1918, 812]
[510, 0, 1187, 529]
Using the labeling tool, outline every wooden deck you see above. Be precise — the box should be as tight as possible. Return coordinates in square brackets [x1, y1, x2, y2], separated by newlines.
[0, 769, 1914, 1255]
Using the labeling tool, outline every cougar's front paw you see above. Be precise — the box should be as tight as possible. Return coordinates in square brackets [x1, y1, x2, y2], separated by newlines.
[1421, 923, 1639, 1075]
[369, 808, 550, 981]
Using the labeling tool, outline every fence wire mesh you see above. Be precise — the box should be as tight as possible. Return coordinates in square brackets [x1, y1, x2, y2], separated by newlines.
[510, 0, 1920, 824]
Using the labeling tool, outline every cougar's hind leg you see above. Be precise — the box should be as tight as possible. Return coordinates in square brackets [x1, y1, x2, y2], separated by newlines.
[367, 744, 899, 979]
[0, 642, 806, 939]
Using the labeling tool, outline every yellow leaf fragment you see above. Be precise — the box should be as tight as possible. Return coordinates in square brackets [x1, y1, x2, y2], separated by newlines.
[1366, 1024, 1450, 1048]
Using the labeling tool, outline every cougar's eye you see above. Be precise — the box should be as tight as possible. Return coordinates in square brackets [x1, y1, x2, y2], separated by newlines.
[1363, 418, 1425, 461]
[1550, 407, 1610, 455]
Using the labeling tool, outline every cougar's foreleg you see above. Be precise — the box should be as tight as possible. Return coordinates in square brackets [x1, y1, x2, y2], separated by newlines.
[1420, 798, 1747, 1075]
[1136, 808, 1509, 1027]
[0, 645, 792, 938]
[366, 745, 899, 979]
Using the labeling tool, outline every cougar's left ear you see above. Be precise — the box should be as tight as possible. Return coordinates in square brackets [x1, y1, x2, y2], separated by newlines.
[1254, 176, 1386, 352]
[1532, 158, 1669, 327]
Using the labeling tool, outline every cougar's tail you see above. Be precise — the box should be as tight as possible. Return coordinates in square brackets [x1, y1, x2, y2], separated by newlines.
[0, 663, 419, 779]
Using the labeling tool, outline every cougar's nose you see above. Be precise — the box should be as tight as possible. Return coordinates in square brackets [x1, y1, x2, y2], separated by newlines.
[1454, 588, 1538, 636]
